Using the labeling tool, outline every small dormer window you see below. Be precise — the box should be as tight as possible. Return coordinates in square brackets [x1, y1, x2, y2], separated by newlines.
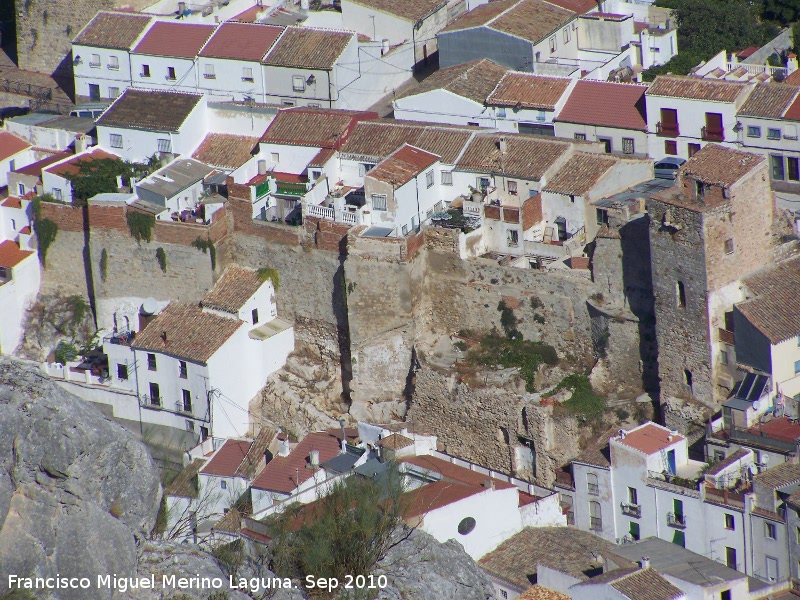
[695, 180, 705, 200]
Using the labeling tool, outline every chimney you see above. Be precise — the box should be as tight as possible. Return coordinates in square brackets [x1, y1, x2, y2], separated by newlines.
[300, 0, 310, 9]
[309, 449, 320, 470]
[339, 417, 347, 453]
[277, 435, 291, 457]
[789, 53, 798, 74]
[258, 160, 267, 175]
[74, 134, 87, 154]
[640, 556, 650, 569]
[381, 39, 390, 56]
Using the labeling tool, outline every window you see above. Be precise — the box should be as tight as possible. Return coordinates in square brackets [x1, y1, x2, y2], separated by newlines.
[441, 171, 453, 186]
[90, 53, 100, 67]
[497, 107, 506, 118]
[549, 36, 556, 52]
[468, 121, 479, 127]
[401, 224, 408, 236]
[282, 100, 295, 106]
[242, 67, 254, 82]
[477, 177, 490, 190]
[17, 183, 24, 196]
[500, 591, 508, 599]
[179, 361, 187, 379]
[795, 360, 800, 375]
[117, 364, 128, 380]
[563, 28, 570, 43]
[725, 513, 735, 530]
[629, 521, 640, 541]
[684, 370, 693, 388]
[721, 591, 731, 600]
[724, 238, 734, 254]
[220, 480, 227, 490]
[204, 63, 215, 78]
[569, 195, 576, 203]
[508, 180, 518, 195]
[766, 522, 777, 539]
[796, 526, 800, 543]
[9, 218, 14, 231]
[721, 350, 729, 366]
[52, 188, 62, 201]
[665, 140, 677, 155]
[292, 75, 305, 91]
[622, 138, 634, 155]
[269, 153, 279, 165]
[110, 134, 123, 149]
[587, 472, 599, 495]
[149, 382, 160, 406]
[589, 500, 602, 531]
[766, 556, 778, 581]
[108, 55, 119, 70]
[185, 420, 194, 432]
[252, 308, 259, 324]
[673, 530, 685, 547]
[157, 138, 172, 154]
[628, 487, 638, 505]
[596, 208, 609, 226]
[457, 517, 476, 535]
[426, 170, 434, 188]
[790, 157, 800, 181]
[147, 353, 157, 371]
[166, 66, 176, 80]
[574, 133, 586, 141]
[141, 64, 150, 77]
[787, 125, 799, 140]
[768, 128, 781, 140]
[109, 87, 119, 99]
[772, 155, 785, 180]
[688, 143, 701, 157]
[660, 108, 679, 136]
[676, 281, 686, 308]
[358, 163, 375, 177]
[599, 138, 612, 153]
[695, 179, 705, 200]
[372, 194, 387, 211]
[747, 126, 761, 138]
[182, 389, 192, 413]
[507, 229, 519, 247]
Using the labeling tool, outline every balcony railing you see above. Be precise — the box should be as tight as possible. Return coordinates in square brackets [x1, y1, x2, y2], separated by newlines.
[587, 483, 599, 496]
[275, 181, 308, 196]
[255, 179, 272, 199]
[702, 126, 724, 142]
[621, 502, 642, 518]
[656, 121, 680, 137]
[590, 517, 602, 531]
[667, 512, 686, 528]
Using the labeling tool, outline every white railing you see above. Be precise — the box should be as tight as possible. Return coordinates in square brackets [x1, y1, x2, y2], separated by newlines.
[339, 210, 358, 225]
[306, 203, 334, 220]
[726, 62, 786, 76]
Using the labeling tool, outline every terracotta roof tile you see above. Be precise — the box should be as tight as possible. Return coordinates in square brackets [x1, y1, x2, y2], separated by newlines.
[518, 586, 571, 600]
[235, 427, 278, 479]
[487, 72, 572, 110]
[199, 22, 284, 62]
[164, 459, 205, 498]
[0, 240, 34, 268]
[479, 527, 616, 587]
[403, 480, 483, 518]
[45, 148, 120, 177]
[556, 80, 647, 130]
[97, 89, 203, 131]
[547, 0, 598, 12]
[251, 430, 343, 493]
[705, 448, 750, 476]
[738, 256, 800, 344]
[678, 144, 765, 188]
[401, 455, 515, 489]
[782, 93, 800, 120]
[0, 197, 22, 208]
[456, 133, 570, 180]
[441, 0, 518, 33]
[543, 152, 617, 196]
[646, 75, 747, 102]
[367, 144, 439, 187]
[739, 83, 800, 118]
[202, 266, 264, 314]
[614, 423, 683, 455]
[309, 148, 335, 167]
[346, 0, 446, 22]
[131, 303, 241, 364]
[133, 22, 216, 58]
[340, 121, 474, 164]
[602, 568, 684, 600]
[262, 27, 352, 70]
[399, 59, 508, 104]
[260, 107, 375, 147]
[378, 433, 414, 449]
[201, 439, 252, 477]
[0, 131, 30, 161]
[14, 152, 71, 178]
[753, 460, 800, 490]
[73, 12, 152, 50]
[192, 133, 258, 169]
[443, 0, 575, 43]
[784, 69, 800, 86]
[596, 224, 621, 239]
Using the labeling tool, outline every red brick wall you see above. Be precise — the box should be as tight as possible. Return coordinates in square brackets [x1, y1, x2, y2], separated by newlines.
[38, 202, 83, 232]
[484, 205, 501, 220]
[502, 207, 520, 224]
[522, 194, 543, 230]
[87, 205, 127, 231]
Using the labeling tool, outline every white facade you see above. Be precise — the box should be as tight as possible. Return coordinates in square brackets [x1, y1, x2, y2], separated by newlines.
[0, 248, 40, 355]
[394, 89, 493, 128]
[198, 57, 265, 103]
[131, 54, 199, 94]
[0, 145, 34, 188]
[554, 121, 648, 157]
[73, 44, 140, 102]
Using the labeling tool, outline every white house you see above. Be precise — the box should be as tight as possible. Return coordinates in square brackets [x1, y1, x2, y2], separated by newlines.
[0, 238, 39, 355]
[96, 89, 206, 163]
[485, 71, 575, 135]
[134, 157, 218, 220]
[41, 148, 122, 203]
[0, 132, 34, 189]
[71, 11, 153, 102]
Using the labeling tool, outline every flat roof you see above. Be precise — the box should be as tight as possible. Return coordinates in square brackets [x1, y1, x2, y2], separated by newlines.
[136, 158, 215, 200]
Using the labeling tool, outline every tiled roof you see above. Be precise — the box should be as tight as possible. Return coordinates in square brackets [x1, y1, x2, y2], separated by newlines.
[785, 69, 800, 86]
[479, 527, 616, 587]
[97, 89, 202, 132]
[548, 0, 598, 12]
[441, 0, 518, 32]
[199, 22, 284, 62]
[738, 83, 800, 118]
[402, 455, 515, 490]
[744, 416, 800, 444]
[45, 148, 120, 177]
[591, 568, 684, 600]
[738, 257, 800, 344]
[543, 152, 617, 196]
[202, 266, 264, 314]
[0, 240, 34, 268]
[345, 0, 446, 22]
[753, 460, 800, 490]
[487, 72, 572, 110]
[574, 426, 616, 467]
[399, 59, 508, 104]
[0, 197, 22, 208]
[403, 479, 484, 518]
[596, 224, 621, 239]
[14, 152, 71, 178]
[251, 430, 344, 493]
[782, 94, 800, 121]
[164, 459, 204, 498]
[367, 145, 439, 187]
[0, 131, 31, 161]
[235, 427, 279, 479]
[131, 302, 241, 364]
[192, 133, 258, 169]
[556, 80, 647, 130]
[340, 121, 474, 164]
[678, 144, 765, 188]
[73, 11, 152, 50]
[490, 0, 576, 43]
[201, 439, 252, 477]
[518, 586, 571, 600]
[705, 448, 750, 476]
[260, 107, 374, 147]
[645, 75, 747, 102]
[456, 133, 570, 180]
[378, 433, 414, 449]
[308, 148, 335, 168]
[132, 22, 216, 58]
[262, 27, 352, 70]
[614, 423, 683, 455]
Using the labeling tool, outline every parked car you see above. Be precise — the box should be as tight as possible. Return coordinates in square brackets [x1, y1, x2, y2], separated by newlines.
[654, 157, 686, 179]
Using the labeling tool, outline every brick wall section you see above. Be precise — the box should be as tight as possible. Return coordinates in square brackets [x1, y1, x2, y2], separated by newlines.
[404, 230, 425, 260]
[484, 205, 501, 220]
[152, 207, 228, 245]
[502, 207, 520, 224]
[38, 201, 83, 232]
[522, 194, 543, 230]
[87, 204, 127, 231]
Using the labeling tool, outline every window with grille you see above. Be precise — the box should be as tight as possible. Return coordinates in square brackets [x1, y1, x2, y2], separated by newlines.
[425, 170, 434, 188]
[179, 361, 187, 379]
[157, 138, 172, 153]
[204, 63, 215, 79]
[372, 194, 387, 211]
[110, 134, 123, 148]
[622, 138, 634, 154]
[293, 75, 305, 91]
[149, 382, 160, 405]
[574, 133, 586, 141]
[441, 171, 453, 186]
[147, 353, 157, 371]
[243, 67, 254, 82]
[109, 87, 119, 98]
[182, 389, 192, 413]
[508, 180, 518, 195]
[90, 54, 101, 67]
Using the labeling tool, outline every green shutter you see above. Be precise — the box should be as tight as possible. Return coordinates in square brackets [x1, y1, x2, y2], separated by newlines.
[630, 522, 640, 541]
[673, 530, 685, 547]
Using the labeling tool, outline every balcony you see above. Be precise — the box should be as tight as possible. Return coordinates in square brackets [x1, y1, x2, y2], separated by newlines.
[656, 121, 680, 137]
[203, 73, 216, 79]
[275, 181, 309, 196]
[590, 517, 602, 531]
[621, 502, 642, 518]
[702, 126, 724, 142]
[667, 512, 686, 528]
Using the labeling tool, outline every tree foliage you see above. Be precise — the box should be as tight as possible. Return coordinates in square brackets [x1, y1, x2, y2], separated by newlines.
[62, 157, 151, 206]
[763, 0, 800, 25]
[126, 211, 155, 243]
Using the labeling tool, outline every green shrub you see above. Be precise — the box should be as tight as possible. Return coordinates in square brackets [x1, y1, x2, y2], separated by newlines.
[497, 300, 520, 339]
[257, 266, 280, 291]
[550, 374, 607, 424]
[529, 296, 543, 310]
[191, 237, 216, 269]
[54, 341, 78, 365]
[99, 248, 108, 282]
[34, 218, 58, 267]
[126, 211, 155, 243]
[467, 333, 558, 392]
[156, 247, 167, 272]
[615, 408, 630, 422]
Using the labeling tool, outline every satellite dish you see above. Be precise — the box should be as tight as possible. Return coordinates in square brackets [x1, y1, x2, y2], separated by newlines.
[749, 464, 758, 476]
[762, 453, 770, 464]
[753, 400, 761, 411]
[141, 298, 158, 316]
